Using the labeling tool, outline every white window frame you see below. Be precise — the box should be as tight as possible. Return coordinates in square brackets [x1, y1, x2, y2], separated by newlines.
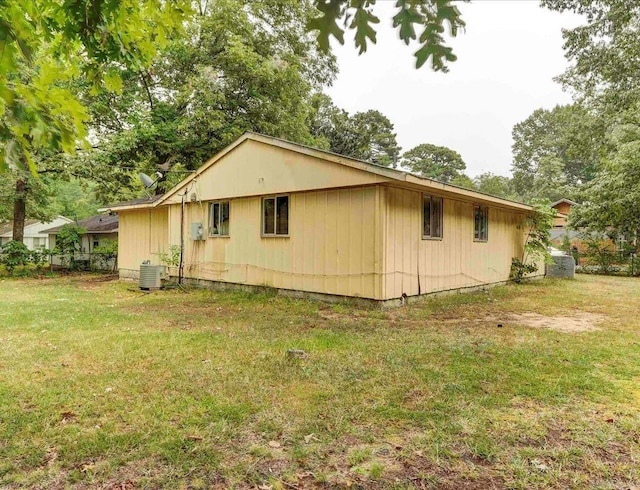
[422, 194, 443, 240]
[261, 195, 290, 237]
[474, 205, 489, 242]
[209, 200, 230, 237]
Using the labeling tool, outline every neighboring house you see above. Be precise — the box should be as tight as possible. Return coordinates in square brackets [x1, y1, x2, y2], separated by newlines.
[551, 198, 577, 228]
[43, 214, 119, 268]
[102, 132, 540, 304]
[0, 216, 73, 250]
[549, 198, 619, 253]
[44, 214, 119, 252]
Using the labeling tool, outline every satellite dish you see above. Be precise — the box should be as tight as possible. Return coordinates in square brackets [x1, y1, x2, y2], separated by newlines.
[138, 172, 156, 189]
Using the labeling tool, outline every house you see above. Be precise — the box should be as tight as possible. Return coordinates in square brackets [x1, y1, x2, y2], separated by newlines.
[548, 199, 621, 254]
[43, 214, 119, 268]
[0, 216, 73, 250]
[103, 132, 539, 304]
[551, 198, 577, 228]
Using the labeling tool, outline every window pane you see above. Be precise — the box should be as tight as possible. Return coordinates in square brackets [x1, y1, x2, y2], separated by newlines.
[482, 208, 488, 240]
[220, 202, 230, 235]
[276, 196, 289, 235]
[423, 196, 431, 237]
[263, 198, 275, 235]
[210, 202, 220, 235]
[432, 197, 442, 238]
[474, 206, 488, 241]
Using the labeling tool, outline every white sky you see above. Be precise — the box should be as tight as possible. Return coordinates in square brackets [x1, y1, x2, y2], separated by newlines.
[325, 1, 584, 177]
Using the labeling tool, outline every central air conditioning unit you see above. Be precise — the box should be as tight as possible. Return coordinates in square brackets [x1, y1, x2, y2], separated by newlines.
[139, 261, 166, 290]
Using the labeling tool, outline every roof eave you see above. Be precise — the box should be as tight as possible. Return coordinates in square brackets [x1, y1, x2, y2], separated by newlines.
[152, 131, 534, 213]
[98, 203, 155, 213]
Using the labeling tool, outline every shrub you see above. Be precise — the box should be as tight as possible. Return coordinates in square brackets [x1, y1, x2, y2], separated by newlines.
[30, 248, 51, 272]
[54, 224, 85, 267]
[509, 257, 538, 284]
[511, 202, 555, 283]
[582, 234, 618, 274]
[92, 240, 118, 271]
[156, 245, 181, 267]
[0, 240, 31, 274]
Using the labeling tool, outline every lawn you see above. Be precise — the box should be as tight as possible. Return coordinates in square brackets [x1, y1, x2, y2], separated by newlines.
[0, 275, 639, 489]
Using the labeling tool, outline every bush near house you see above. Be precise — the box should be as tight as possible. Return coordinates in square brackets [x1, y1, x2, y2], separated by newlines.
[0, 241, 52, 276]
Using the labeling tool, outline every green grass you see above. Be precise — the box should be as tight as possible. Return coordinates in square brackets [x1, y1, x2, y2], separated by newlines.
[1, 274, 639, 488]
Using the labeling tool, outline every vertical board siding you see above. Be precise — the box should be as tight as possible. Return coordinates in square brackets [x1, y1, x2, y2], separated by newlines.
[382, 187, 527, 300]
[118, 208, 169, 271]
[172, 186, 382, 299]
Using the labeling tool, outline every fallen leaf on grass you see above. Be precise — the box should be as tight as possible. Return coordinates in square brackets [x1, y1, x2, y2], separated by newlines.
[303, 433, 319, 444]
[268, 440, 281, 448]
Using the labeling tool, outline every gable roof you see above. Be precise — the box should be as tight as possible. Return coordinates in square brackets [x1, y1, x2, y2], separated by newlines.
[111, 132, 535, 213]
[0, 217, 74, 237]
[0, 219, 39, 236]
[98, 194, 163, 213]
[43, 214, 119, 235]
[551, 198, 578, 208]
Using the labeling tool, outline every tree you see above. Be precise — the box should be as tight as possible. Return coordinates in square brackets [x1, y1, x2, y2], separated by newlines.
[0, 0, 190, 174]
[472, 173, 516, 200]
[534, 2, 640, 235]
[401, 143, 466, 183]
[81, 0, 337, 203]
[541, 0, 640, 115]
[571, 108, 640, 237]
[308, 95, 401, 166]
[308, 0, 467, 70]
[308, 94, 364, 156]
[307, 97, 402, 166]
[511, 104, 602, 202]
[351, 110, 402, 166]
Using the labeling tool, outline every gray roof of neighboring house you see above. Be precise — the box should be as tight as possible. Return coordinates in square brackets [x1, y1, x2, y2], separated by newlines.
[43, 214, 119, 235]
[0, 219, 39, 236]
[550, 229, 581, 241]
[100, 195, 163, 212]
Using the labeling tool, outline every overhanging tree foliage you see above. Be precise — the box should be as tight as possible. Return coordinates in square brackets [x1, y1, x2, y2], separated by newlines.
[83, 0, 338, 202]
[308, 0, 467, 70]
[0, 0, 190, 173]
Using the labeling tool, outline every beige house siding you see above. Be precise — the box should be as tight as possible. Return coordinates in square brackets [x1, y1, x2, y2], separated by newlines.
[166, 185, 383, 299]
[161, 139, 391, 205]
[118, 208, 168, 272]
[381, 186, 528, 299]
[110, 133, 537, 301]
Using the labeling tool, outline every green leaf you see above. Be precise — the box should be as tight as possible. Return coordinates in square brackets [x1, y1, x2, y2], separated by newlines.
[350, 5, 379, 54]
[104, 68, 123, 93]
[393, 0, 423, 45]
[308, 0, 347, 52]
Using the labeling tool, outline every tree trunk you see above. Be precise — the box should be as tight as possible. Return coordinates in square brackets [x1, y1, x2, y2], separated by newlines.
[12, 178, 27, 243]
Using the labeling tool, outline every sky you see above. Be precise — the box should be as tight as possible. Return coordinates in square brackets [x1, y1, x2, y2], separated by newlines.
[325, 1, 584, 177]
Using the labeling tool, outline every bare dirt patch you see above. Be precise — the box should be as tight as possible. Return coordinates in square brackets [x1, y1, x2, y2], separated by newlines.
[509, 312, 606, 333]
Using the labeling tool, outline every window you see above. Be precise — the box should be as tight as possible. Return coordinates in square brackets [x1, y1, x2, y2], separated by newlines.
[262, 195, 289, 236]
[474, 205, 489, 241]
[209, 201, 230, 236]
[32, 237, 46, 249]
[422, 194, 443, 239]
